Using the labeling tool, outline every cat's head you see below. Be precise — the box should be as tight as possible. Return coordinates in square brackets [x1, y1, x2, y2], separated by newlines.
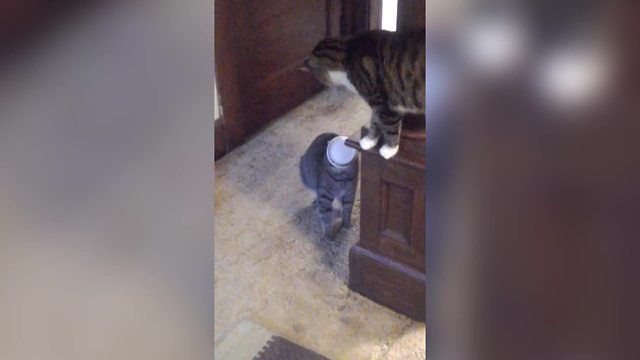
[299, 37, 347, 87]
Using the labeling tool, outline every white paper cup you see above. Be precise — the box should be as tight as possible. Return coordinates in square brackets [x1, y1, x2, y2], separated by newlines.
[326, 135, 356, 167]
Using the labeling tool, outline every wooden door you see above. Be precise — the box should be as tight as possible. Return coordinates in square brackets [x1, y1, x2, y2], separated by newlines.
[215, 0, 346, 155]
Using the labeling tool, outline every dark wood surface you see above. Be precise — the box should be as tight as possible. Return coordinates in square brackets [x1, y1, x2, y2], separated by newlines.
[215, 0, 331, 154]
[214, 0, 382, 160]
[346, 127, 426, 321]
[340, 0, 374, 35]
[368, 0, 382, 30]
[396, 0, 425, 32]
[214, 119, 226, 161]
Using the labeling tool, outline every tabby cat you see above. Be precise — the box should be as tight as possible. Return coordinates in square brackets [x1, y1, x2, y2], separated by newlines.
[300, 133, 359, 239]
[300, 30, 425, 159]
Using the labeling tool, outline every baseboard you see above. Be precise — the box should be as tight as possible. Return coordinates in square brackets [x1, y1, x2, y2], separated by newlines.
[349, 245, 426, 321]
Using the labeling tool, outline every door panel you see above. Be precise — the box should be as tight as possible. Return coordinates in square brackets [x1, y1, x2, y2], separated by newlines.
[215, 0, 337, 153]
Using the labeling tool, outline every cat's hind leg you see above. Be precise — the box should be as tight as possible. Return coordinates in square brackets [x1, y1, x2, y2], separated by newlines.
[315, 189, 336, 239]
[340, 192, 356, 228]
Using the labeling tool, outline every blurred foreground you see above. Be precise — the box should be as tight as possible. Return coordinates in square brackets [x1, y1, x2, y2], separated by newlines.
[429, 1, 640, 359]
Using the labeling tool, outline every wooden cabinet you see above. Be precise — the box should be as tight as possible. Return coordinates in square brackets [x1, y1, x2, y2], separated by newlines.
[346, 118, 425, 321]
[343, 0, 425, 321]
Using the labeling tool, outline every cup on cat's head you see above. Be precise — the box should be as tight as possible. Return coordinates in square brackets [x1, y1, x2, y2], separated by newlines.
[327, 135, 357, 167]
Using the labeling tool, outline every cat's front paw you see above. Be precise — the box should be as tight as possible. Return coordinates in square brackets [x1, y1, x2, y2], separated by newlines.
[359, 135, 380, 150]
[379, 144, 399, 159]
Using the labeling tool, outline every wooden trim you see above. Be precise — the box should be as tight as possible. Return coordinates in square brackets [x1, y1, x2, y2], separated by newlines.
[214, 117, 227, 161]
[368, 0, 382, 30]
[396, 0, 425, 31]
[214, 0, 245, 150]
[349, 245, 426, 321]
[326, 0, 342, 37]
[341, 0, 371, 35]
[340, 0, 382, 35]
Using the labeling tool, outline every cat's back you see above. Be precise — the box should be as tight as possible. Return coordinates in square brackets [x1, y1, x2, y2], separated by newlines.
[300, 132, 337, 190]
[346, 30, 425, 111]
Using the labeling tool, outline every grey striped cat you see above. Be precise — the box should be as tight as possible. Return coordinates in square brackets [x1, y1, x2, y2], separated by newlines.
[300, 133, 359, 239]
[301, 29, 425, 159]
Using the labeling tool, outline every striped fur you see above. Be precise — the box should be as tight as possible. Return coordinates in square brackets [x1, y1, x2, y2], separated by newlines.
[299, 133, 359, 239]
[303, 30, 425, 159]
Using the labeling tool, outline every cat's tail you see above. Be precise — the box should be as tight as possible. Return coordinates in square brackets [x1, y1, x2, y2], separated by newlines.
[299, 157, 316, 190]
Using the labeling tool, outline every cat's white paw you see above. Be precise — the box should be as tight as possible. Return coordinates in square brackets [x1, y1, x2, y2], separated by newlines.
[359, 135, 379, 150]
[379, 144, 399, 159]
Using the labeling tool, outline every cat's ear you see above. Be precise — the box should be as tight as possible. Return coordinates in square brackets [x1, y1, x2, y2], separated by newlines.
[297, 57, 311, 72]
